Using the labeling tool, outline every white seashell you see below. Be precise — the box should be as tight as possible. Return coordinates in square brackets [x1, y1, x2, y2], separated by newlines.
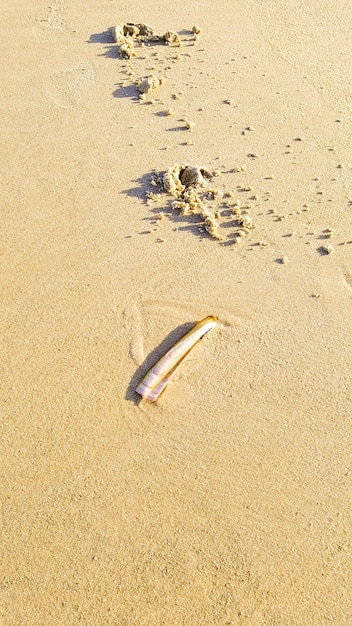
[136, 316, 217, 402]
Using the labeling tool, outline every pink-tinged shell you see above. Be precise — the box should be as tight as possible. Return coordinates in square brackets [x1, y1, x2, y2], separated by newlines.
[136, 315, 217, 402]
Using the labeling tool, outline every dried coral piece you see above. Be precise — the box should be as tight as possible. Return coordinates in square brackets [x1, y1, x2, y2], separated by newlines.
[237, 215, 254, 229]
[207, 187, 223, 200]
[164, 31, 181, 46]
[163, 164, 185, 197]
[138, 74, 163, 95]
[325, 228, 335, 239]
[161, 163, 229, 243]
[321, 244, 335, 255]
[171, 200, 191, 215]
[184, 119, 195, 131]
[111, 24, 127, 43]
[145, 191, 161, 203]
[112, 22, 181, 48]
[204, 215, 223, 241]
[120, 40, 135, 59]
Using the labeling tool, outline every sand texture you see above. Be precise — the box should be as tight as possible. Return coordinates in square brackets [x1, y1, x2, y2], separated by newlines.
[2, 1, 352, 624]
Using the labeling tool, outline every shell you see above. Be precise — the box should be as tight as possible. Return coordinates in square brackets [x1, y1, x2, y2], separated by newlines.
[136, 315, 217, 402]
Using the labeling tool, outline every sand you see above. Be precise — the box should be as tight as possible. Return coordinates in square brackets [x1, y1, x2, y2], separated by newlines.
[1, 1, 352, 624]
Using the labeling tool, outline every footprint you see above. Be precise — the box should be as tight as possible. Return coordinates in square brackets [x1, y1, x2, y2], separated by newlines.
[46, 61, 95, 108]
[121, 303, 145, 366]
[43, 0, 65, 31]
[122, 298, 247, 369]
[140, 298, 249, 328]
[340, 267, 352, 295]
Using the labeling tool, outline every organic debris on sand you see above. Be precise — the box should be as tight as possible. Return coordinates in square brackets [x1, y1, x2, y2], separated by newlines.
[112, 23, 181, 58]
[138, 74, 164, 96]
[143, 163, 262, 244]
[162, 164, 223, 240]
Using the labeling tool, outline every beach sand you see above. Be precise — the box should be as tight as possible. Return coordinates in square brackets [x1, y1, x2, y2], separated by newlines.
[1, 1, 352, 624]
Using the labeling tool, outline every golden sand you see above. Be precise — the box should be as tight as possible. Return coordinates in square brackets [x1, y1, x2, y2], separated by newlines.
[2, 1, 352, 624]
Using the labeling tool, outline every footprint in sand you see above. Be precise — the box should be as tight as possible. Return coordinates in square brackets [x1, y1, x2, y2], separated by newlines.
[121, 298, 247, 369]
[340, 267, 352, 295]
[47, 61, 95, 108]
[39, 0, 65, 31]
[121, 303, 145, 366]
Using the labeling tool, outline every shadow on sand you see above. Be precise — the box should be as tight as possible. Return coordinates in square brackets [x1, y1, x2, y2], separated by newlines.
[126, 320, 195, 403]
[122, 171, 221, 242]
